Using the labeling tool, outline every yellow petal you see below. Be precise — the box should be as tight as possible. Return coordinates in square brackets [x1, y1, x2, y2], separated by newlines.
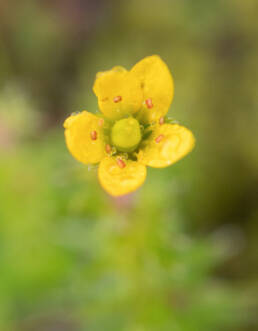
[64, 111, 105, 164]
[93, 66, 143, 120]
[98, 157, 147, 196]
[138, 124, 195, 168]
[131, 55, 174, 123]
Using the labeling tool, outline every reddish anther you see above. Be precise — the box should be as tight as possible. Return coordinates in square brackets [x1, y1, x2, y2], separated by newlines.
[113, 95, 122, 103]
[98, 118, 104, 127]
[105, 144, 112, 154]
[155, 134, 164, 143]
[90, 130, 97, 140]
[145, 98, 153, 109]
[117, 158, 126, 169]
[159, 117, 165, 125]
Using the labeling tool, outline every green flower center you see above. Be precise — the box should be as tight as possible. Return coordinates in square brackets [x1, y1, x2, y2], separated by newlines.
[111, 117, 141, 152]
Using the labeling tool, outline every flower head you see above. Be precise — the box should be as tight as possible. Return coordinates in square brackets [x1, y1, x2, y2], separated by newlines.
[64, 55, 195, 196]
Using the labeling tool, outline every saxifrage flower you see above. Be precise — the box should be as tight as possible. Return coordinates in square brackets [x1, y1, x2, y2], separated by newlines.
[64, 55, 195, 196]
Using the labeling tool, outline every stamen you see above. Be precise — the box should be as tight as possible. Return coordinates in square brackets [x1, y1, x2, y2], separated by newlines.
[90, 130, 97, 140]
[159, 117, 165, 125]
[145, 98, 153, 109]
[98, 118, 104, 127]
[117, 158, 126, 168]
[71, 111, 80, 116]
[105, 144, 112, 154]
[155, 134, 164, 143]
[113, 95, 122, 103]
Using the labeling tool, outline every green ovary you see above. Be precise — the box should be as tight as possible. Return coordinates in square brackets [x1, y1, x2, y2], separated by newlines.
[111, 117, 142, 152]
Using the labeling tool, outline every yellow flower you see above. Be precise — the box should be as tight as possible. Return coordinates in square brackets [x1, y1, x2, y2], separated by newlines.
[64, 55, 195, 196]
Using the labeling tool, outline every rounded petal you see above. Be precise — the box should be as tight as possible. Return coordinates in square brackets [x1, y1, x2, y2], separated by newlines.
[138, 124, 195, 168]
[93, 66, 143, 120]
[98, 157, 147, 196]
[131, 55, 174, 123]
[64, 111, 105, 164]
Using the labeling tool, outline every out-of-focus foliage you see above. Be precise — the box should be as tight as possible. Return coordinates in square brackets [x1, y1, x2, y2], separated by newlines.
[0, 0, 258, 330]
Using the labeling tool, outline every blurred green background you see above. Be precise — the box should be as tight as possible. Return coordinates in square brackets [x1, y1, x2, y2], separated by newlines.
[0, 1, 258, 330]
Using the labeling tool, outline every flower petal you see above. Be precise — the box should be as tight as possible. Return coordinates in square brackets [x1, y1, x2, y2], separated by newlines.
[138, 124, 195, 168]
[64, 111, 105, 164]
[98, 157, 147, 196]
[93, 66, 143, 120]
[131, 55, 174, 123]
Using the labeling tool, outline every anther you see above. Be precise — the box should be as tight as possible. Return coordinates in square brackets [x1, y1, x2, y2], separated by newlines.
[145, 98, 153, 109]
[155, 134, 164, 143]
[98, 118, 104, 127]
[117, 158, 126, 169]
[105, 144, 112, 154]
[90, 130, 97, 140]
[113, 95, 122, 103]
[159, 117, 165, 125]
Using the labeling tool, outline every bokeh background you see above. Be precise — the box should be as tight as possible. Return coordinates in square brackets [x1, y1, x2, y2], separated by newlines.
[0, 1, 258, 330]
